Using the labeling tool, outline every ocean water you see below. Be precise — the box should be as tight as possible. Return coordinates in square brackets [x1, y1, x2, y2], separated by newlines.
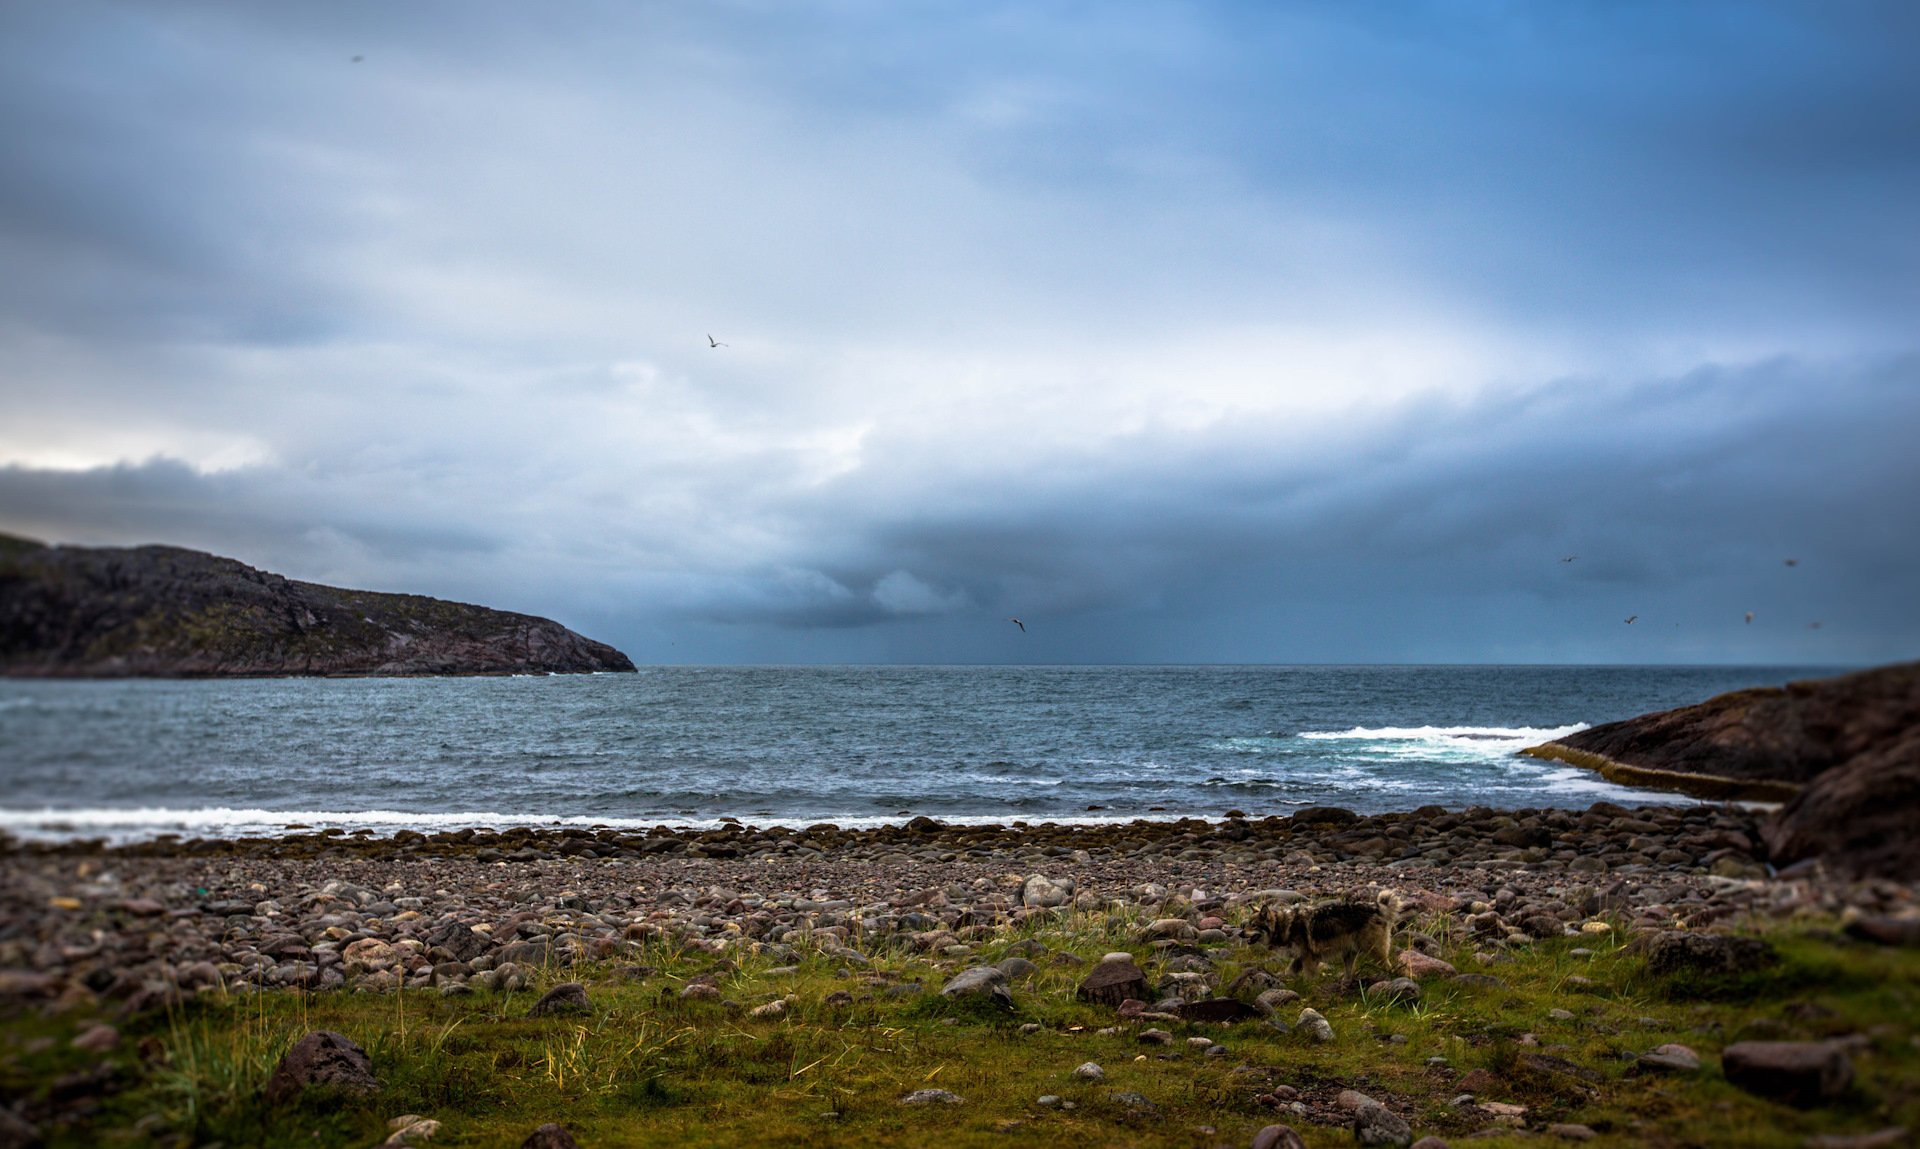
[0, 665, 1832, 841]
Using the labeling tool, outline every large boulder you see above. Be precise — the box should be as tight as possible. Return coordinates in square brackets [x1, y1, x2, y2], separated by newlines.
[527, 982, 592, 1018]
[264, 1031, 379, 1106]
[1020, 875, 1075, 908]
[1353, 1102, 1413, 1147]
[940, 966, 1012, 1008]
[1076, 955, 1149, 1007]
[1641, 931, 1776, 978]
[1721, 1041, 1853, 1107]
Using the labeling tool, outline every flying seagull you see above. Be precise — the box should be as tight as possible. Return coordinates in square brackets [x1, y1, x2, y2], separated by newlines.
[1008, 617, 1025, 633]
[1808, 621, 1823, 629]
[1560, 555, 1576, 563]
[1784, 558, 1799, 567]
[707, 334, 727, 348]
[351, 55, 363, 63]
[1624, 615, 1637, 625]
[1745, 611, 1754, 625]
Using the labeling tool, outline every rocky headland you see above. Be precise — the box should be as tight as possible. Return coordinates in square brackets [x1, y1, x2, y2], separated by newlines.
[1523, 662, 1920, 880]
[0, 534, 635, 677]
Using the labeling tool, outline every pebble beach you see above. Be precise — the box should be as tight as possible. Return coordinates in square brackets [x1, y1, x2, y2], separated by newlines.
[5, 801, 1911, 1011]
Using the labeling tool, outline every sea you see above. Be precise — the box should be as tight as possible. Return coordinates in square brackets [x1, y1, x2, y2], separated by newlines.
[0, 665, 1836, 843]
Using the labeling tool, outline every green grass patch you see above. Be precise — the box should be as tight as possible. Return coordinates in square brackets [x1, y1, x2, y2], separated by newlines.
[5, 917, 1920, 1147]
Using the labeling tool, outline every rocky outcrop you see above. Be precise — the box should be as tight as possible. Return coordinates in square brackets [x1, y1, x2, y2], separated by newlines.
[1522, 663, 1920, 801]
[1523, 663, 1920, 878]
[1762, 724, 1920, 880]
[0, 534, 635, 677]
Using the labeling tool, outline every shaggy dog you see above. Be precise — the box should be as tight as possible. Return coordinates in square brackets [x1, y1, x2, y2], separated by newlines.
[1250, 890, 1401, 977]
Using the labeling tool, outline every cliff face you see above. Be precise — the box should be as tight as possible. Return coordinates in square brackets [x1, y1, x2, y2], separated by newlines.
[1523, 662, 1920, 879]
[0, 534, 636, 677]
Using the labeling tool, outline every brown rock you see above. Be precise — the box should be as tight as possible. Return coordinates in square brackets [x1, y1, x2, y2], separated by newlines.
[1630, 1043, 1702, 1075]
[264, 1030, 379, 1106]
[1179, 997, 1260, 1023]
[1844, 917, 1920, 947]
[1250, 1125, 1307, 1149]
[1722, 1040, 1854, 1107]
[1539, 662, 1919, 790]
[1354, 1101, 1413, 1147]
[1077, 956, 1149, 1006]
[1642, 931, 1776, 978]
[527, 982, 591, 1018]
[519, 1125, 580, 1149]
[1396, 949, 1457, 978]
[1767, 723, 1920, 880]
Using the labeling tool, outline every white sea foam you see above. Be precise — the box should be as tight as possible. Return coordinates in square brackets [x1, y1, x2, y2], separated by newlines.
[1520, 765, 1696, 804]
[0, 805, 1185, 844]
[1297, 723, 1588, 757]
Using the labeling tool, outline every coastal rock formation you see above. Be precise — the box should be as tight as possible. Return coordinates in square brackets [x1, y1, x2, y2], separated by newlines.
[1523, 663, 1920, 878]
[1523, 662, 1920, 800]
[1762, 724, 1920, 880]
[0, 534, 635, 677]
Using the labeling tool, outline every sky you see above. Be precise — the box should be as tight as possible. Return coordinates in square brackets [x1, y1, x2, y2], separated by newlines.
[1, 1, 1916, 666]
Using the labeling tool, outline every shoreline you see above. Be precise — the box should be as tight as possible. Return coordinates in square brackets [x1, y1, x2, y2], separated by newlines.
[9, 799, 1916, 1145]
[2, 800, 1728, 859]
[4, 799, 1885, 1011]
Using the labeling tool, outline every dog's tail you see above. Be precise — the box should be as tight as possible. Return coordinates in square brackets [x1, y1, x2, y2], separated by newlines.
[1375, 888, 1404, 923]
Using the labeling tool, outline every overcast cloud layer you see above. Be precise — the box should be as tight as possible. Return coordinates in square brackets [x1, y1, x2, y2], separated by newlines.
[1, 1, 1916, 665]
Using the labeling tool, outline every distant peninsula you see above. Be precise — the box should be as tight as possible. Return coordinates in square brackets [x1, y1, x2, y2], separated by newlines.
[0, 534, 636, 677]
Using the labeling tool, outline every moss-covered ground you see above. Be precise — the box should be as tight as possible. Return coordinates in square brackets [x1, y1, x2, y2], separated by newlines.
[5, 908, 1918, 1148]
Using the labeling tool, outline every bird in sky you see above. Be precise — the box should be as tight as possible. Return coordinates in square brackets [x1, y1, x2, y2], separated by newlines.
[1008, 617, 1026, 633]
[1784, 558, 1799, 567]
[1745, 611, 1755, 625]
[351, 55, 363, 63]
[707, 334, 727, 348]
[1624, 615, 1637, 625]
[1808, 621, 1823, 629]
[1560, 555, 1576, 563]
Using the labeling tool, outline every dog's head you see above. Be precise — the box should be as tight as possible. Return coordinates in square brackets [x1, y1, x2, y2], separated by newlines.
[1248, 903, 1297, 948]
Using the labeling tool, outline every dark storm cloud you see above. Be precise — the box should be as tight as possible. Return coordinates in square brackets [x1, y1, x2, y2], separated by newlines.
[5, 356, 1913, 663]
[0, 2, 1916, 662]
[725, 357, 1920, 661]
